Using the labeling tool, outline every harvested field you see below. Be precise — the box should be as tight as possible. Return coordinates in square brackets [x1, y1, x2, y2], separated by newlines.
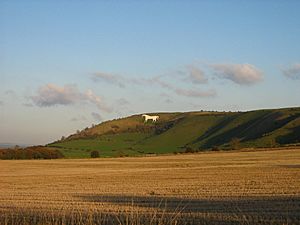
[0, 149, 299, 224]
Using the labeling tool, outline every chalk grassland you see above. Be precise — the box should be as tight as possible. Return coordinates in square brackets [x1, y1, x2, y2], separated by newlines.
[49, 107, 300, 158]
[0, 149, 299, 224]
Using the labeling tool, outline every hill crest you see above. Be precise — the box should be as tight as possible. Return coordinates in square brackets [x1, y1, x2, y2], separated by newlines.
[49, 107, 300, 158]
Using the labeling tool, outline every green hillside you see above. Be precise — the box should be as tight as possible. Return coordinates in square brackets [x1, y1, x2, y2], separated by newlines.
[48, 107, 300, 158]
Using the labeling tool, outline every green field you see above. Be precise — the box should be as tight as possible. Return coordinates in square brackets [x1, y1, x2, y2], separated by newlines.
[48, 107, 300, 158]
[50, 133, 151, 158]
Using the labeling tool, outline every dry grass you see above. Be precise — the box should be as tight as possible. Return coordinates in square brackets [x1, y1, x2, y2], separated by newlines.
[0, 148, 299, 224]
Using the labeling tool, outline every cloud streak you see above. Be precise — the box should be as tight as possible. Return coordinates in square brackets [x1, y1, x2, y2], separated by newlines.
[182, 65, 208, 84]
[91, 62, 263, 101]
[85, 89, 112, 112]
[92, 70, 216, 98]
[210, 63, 263, 85]
[92, 72, 126, 87]
[175, 88, 216, 97]
[31, 84, 112, 112]
[91, 112, 103, 121]
[152, 76, 216, 98]
[282, 63, 300, 80]
[92, 71, 155, 87]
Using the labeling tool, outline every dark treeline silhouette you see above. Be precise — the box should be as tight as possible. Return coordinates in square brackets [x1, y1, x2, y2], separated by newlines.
[0, 146, 63, 160]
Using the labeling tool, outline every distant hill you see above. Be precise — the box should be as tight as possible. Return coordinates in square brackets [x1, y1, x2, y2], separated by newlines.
[0, 143, 29, 149]
[48, 107, 300, 158]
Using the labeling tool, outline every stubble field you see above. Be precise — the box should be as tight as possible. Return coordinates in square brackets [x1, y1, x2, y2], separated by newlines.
[0, 148, 299, 224]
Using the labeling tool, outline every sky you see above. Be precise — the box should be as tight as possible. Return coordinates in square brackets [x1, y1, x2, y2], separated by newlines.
[1, 0, 300, 145]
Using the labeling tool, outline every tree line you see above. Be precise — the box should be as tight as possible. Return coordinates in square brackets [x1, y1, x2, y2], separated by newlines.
[0, 146, 64, 160]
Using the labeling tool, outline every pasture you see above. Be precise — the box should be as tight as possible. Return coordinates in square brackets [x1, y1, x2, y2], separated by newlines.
[0, 148, 299, 224]
[49, 107, 300, 158]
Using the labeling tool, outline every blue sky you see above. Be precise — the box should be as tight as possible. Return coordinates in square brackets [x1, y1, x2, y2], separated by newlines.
[1, 0, 300, 145]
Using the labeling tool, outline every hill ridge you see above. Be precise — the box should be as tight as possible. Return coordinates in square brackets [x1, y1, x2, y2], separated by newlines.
[48, 107, 300, 158]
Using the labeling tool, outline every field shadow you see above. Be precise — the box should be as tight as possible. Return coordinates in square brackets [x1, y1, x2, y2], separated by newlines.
[1, 195, 299, 225]
[77, 194, 300, 218]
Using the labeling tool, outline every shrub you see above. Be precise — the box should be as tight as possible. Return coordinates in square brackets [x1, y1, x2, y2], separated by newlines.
[185, 147, 195, 153]
[212, 146, 220, 151]
[90, 150, 100, 158]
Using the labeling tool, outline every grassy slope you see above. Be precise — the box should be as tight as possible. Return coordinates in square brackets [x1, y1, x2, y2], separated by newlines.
[51, 133, 151, 158]
[134, 113, 227, 153]
[48, 107, 300, 158]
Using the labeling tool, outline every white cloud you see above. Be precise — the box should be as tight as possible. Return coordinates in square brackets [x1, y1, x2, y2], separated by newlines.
[31, 84, 81, 106]
[282, 63, 300, 80]
[210, 63, 263, 85]
[31, 83, 112, 112]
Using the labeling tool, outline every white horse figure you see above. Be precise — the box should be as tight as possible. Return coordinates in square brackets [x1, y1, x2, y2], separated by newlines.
[142, 114, 159, 123]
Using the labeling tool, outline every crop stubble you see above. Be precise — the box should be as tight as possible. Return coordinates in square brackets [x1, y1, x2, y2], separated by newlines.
[0, 148, 299, 224]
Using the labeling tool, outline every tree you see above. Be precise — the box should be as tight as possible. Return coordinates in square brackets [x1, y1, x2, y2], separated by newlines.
[90, 150, 100, 158]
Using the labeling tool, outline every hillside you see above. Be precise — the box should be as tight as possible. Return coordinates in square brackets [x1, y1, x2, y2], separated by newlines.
[48, 107, 300, 158]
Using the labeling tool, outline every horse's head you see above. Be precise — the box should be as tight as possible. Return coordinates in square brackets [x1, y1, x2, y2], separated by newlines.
[142, 114, 147, 117]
